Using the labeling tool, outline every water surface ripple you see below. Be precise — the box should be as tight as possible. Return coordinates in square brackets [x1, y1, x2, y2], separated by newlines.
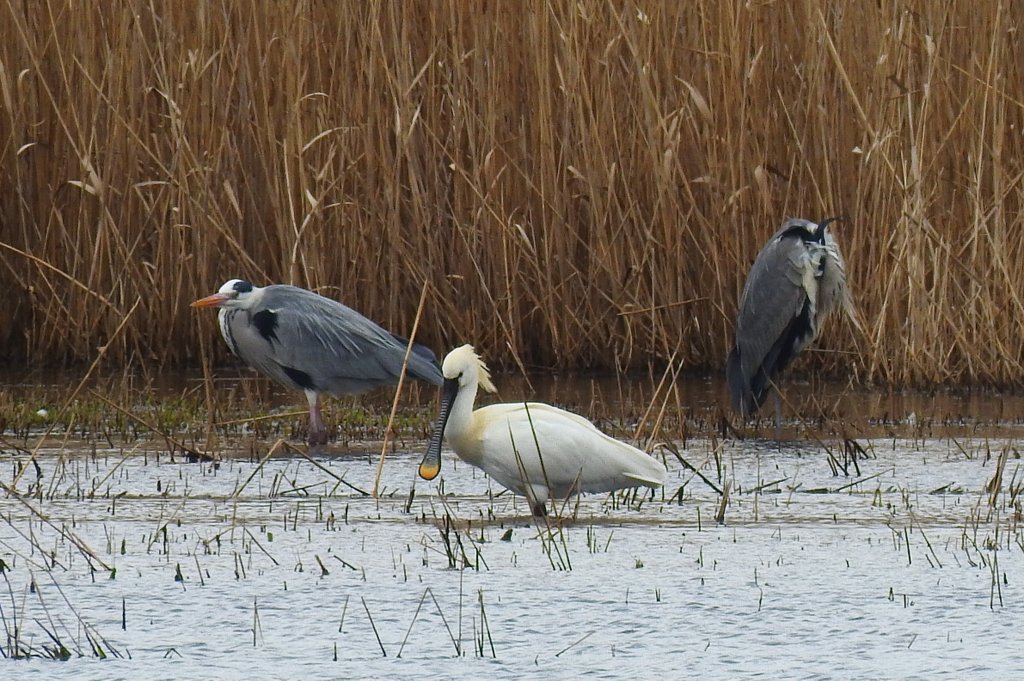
[2, 425, 1022, 678]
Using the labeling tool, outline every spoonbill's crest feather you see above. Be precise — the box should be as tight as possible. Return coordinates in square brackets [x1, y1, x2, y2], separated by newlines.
[443, 344, 496, 394]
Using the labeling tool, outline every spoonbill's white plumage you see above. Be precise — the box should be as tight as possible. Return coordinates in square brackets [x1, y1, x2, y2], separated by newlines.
[192, 279, 443, 445]
[418, 345, 666, 516]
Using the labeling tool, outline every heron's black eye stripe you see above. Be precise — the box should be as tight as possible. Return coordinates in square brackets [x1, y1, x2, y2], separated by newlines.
[780, 224, 823, 243]
[252, 309, 279, 342]
[234, 280, 253, 293]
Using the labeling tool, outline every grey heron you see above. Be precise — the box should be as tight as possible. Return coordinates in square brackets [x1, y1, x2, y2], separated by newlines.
[418, 345, 665, 517]
[726, 217, 853, 419]
[192, 279, 443, 445]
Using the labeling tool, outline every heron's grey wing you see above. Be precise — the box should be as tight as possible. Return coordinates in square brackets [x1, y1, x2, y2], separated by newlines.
[729, 235, 811, 410]
[221, 305, 304, 390]
[258, 286, 442, 394]
[386, 331, 445, 384]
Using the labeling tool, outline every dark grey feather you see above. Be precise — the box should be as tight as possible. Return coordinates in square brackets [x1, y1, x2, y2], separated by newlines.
[728, 218, 848, 416]
[220, 284, 443, 395]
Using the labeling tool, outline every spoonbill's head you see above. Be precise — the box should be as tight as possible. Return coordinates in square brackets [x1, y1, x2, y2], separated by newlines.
[418, 344, 496, 481]
[441, 344, 496, 393]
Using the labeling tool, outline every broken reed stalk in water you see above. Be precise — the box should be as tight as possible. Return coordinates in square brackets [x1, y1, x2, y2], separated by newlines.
[374, 280, 431, 497]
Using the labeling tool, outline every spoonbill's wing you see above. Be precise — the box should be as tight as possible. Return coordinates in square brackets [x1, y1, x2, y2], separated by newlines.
[475, 402, 665, 497]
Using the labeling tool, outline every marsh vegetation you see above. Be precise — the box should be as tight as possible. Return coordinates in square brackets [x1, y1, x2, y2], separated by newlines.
[2, 375, 1024, 676]
[1, 2, 1022, 387]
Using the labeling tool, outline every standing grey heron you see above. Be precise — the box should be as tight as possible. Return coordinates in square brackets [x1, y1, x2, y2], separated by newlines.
[726, 217, 853, 419]
[192, 279, 443, 445]
[418, 345, 665, 517]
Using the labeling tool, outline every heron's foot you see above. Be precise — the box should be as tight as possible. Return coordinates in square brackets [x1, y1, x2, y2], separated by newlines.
[307, 402, 330, 446]
[307, 424, 330, 446]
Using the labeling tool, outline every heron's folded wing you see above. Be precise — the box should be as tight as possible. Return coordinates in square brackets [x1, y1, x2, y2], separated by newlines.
[259, 285, 442, 391]
[734, 235, 811, 383]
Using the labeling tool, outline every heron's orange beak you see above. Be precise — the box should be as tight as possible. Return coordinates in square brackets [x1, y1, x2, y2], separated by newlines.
[190, 293, 230, 308]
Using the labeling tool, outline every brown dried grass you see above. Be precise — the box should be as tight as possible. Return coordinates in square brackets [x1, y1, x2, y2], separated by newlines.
[1, 1, 1022, 387]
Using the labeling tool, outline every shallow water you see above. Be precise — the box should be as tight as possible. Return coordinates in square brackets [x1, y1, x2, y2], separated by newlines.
[2, 376, 1024, 678]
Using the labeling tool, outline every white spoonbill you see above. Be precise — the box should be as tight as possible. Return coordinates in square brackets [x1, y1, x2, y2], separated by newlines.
[418, 345, 666, 516]
[192, 279, 443, 445]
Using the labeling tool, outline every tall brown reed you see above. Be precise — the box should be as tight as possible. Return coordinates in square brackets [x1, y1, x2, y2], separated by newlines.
[0, 1, 1022, 386]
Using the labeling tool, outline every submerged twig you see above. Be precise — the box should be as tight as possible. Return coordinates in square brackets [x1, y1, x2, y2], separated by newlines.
[658, 441, 723, 495]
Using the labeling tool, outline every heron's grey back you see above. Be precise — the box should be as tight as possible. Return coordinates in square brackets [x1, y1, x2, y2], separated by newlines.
[225, 285, 442, 395]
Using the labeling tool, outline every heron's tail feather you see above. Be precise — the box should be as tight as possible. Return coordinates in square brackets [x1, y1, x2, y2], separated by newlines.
[409, 341, 440, 365]
[390, 333, 444, 385]
[726, 347, 758, 416]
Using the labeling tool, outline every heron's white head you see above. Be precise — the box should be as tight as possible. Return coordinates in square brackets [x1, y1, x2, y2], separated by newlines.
[191, 279, 260, 310]
[442, 344, 497, 393]
[777, 216, 841, 245]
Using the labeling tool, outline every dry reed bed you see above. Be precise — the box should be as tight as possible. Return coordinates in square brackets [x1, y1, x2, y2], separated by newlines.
[0, 1, 1022, 386]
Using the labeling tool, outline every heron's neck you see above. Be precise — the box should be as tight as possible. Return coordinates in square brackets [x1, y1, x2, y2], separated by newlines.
[217, 309, 241, 356]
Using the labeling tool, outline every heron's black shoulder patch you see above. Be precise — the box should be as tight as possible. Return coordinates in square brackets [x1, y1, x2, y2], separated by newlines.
[252, 309, 279, 342]
[282, 366, 316, 391]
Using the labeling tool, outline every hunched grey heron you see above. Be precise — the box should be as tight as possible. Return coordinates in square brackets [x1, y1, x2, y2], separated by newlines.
[726, 217, 853, 419]
[192, 279, 443, 445]
[418, 345, 665, 517]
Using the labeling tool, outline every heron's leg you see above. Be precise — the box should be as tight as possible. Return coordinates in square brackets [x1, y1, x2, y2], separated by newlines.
[772, 391, 782, 445]
[305, 390, 329, 446]
[530, 500, 548, 517]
